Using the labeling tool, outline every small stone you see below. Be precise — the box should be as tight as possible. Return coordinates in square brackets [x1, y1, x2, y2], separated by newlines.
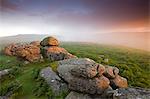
[51, 79, 55, 82]
[104, 58, 109, 63]
[99, 55, 105, 58]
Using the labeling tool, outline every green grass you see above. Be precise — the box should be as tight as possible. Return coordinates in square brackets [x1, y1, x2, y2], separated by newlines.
[11, 61, 54, 99]
[0, 55, 22, 70]
[0, 54, 56, 98]
[0, 42, 150, 98]
[61, 42, 150, 88]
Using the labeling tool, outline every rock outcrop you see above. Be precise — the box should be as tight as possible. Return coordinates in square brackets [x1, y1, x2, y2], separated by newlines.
[66, 88, 150, 99]
[15, 44, 42, 62]
[3, 36, 150, 99]
[40, 36, 76, 61]
[4, 43, 19, 56]
[4, 42, 42, 62]
[4, 36, 76, 62]
[57, 58, 128, 95]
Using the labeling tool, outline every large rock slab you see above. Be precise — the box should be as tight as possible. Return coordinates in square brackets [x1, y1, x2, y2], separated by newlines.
[57, 58, 112, 94]
[40, 67, 68, 96]
[68, 76, 111, 94]
[57, 58, 97, 82]
[57, 58, 128, 95]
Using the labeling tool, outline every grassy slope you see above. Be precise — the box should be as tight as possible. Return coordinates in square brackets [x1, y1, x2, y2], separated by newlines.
[0, 55, 50, 99]
[0, 42, 150, 98]
[61, 42, 150, 88]
[13, 62, 50, 99]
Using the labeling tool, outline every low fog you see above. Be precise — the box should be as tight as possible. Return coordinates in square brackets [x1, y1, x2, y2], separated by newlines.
[0, 32, 149, 51]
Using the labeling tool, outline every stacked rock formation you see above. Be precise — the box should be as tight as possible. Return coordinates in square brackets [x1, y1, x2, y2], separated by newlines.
[4, 36, 76, 62]
[40, 36, 76, 61]
[4, 41, 42, 62]
[57, 58, 128, 95]
[40, 58, 129, 98]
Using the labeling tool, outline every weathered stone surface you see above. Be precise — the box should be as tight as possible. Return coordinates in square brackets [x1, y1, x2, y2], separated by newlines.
[57, 58, 129, 95]
[40, 36, 77, 61]
[113, 88, 150, 99]
[4, 43, 19, 56]
[65, 88, 113, 99]
[46, 46, 67, 53]
[57, 58, 96, 82]
[95, 76, 110, 92]
[15, 44, 42, 62]
[65, 91, 91, 99]
[57, 58, 111, 94]
[66, 88, 150, 99]
[40, 67, 68, 96]
[4, 42, 42, 62]
[68, 77, 97, 94]
[59, 58, 95, 65]
[40, 36, 59, 46]
[110, 75, 128, 89]
[41, 46, 76, 61]
[68, 76, 110, 94]
[104, 66, 119, 79]
[70, 64, 98, 78]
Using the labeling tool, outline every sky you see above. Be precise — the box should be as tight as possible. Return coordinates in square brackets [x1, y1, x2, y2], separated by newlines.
[0, 0, 149, 50]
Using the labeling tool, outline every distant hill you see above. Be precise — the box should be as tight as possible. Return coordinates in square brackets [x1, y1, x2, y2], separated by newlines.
[0, 34, 49, 45]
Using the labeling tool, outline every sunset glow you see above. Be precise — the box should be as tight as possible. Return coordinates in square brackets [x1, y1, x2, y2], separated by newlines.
[0, 0, 149, 50]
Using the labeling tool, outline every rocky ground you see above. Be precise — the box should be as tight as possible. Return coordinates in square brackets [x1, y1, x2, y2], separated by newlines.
[40, 58, 150, 99]
[2, 36, 150, 99]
